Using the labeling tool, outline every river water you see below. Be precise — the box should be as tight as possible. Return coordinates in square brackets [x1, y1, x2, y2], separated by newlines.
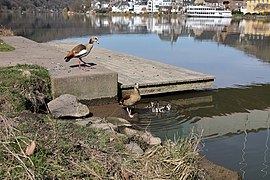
[2, 12, 270, 179]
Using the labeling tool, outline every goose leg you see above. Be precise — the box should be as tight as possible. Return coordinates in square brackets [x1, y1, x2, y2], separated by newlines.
[80, 58, 91, 67]
[126, 107, 134, 118]
[78, 59, 81, 69]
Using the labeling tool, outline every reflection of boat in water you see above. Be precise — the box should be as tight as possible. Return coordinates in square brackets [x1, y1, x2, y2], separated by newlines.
[185, 17, 231, 30]
[185, 5, 232, 18]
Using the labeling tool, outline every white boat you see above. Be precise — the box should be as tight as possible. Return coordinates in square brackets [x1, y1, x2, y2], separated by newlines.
[185, 5, 232, 18]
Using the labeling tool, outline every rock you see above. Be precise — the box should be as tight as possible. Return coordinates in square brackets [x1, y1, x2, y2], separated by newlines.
[125, 142, 144, 154]
[120, 127, 139, 137]
[75, 117, 105, 127]
[199, 157, 242, 180]
[88, 116, 104, 124]
[90, 123, 117, 132]
[47, 94, 89, 118]
[21, 70, 31, 78]
[116, 132, 128, 139]
[74, 119, 92, 126]
[140, 132, 161, 146]
[106, 117, 132, 127]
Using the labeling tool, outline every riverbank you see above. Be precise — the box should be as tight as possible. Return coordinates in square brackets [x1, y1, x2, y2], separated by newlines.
[0, 64, 241, 179]
[0, 34, 241, 179]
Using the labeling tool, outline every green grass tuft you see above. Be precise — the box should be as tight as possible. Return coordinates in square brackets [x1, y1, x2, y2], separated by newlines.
[0, 39, 15, 52]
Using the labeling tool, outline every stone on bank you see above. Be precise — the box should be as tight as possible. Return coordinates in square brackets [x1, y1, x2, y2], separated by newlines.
[47, 94, 90, 118]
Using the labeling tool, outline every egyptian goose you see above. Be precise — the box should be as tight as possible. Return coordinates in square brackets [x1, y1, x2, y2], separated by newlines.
[64, 36, 99, 68]
[119, 83, 141, 118]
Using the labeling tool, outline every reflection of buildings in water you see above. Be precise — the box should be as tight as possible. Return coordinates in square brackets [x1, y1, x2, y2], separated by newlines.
[109, 15, 185, 43]
[195, 109, 270, 138]
[235, 20, 270, 62]
[148, 17, 184, 43]
[239, 19, 270, 37]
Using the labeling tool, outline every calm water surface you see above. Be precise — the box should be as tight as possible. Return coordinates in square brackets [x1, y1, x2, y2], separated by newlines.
[2, 13, 270, 179]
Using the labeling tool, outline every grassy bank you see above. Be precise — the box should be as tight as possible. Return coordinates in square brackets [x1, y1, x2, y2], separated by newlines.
[0, 64, 51, 112]
[0, 113, 203, 179]
[0, 64, 204, 179]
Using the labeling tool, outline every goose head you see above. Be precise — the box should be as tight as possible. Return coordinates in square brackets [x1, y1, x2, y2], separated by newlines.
[89, 36, 99, 44]
[134, 82, 139, 90]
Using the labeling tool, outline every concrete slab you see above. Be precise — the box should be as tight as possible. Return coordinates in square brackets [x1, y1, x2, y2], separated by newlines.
[47, 41, 215, 95]
[50, 66, 118, 100]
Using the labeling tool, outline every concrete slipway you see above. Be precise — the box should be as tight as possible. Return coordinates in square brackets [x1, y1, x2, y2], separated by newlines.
[0, 36, 214, 101]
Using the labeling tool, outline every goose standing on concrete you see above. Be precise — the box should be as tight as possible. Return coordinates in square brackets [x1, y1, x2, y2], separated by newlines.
[119, 83, 141, 118]
[64, 36, 99, 68]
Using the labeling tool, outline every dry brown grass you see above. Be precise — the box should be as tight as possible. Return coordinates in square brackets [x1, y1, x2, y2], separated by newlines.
[0, 114, 36, 179]
[0, 112, 204, 179]
[120, 130, 205, 179]
[0, 26, 14, 36]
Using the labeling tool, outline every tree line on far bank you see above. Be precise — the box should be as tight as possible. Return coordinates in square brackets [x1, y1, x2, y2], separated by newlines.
[0, 0, 108, 13]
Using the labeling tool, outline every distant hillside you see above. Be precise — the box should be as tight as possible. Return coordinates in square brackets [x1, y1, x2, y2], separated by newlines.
[0, 0, 99, 12]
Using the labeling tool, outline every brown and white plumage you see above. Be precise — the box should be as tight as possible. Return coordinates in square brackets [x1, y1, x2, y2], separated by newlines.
[64, 36, 99, 68]
[119, 83, 141, 118]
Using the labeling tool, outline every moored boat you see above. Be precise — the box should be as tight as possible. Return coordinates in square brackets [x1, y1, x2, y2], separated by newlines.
[185, 5, 232, 18]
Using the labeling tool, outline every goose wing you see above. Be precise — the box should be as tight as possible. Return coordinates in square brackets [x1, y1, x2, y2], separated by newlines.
[72, 44, 87, 57]
[119, 94, 130, 104]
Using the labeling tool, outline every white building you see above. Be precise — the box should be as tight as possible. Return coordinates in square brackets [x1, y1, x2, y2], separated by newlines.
[112, 1, 133, 13]
[147, 0, 173, 13]
[147, 0, 161, 12]
[134, 2, 148, 14]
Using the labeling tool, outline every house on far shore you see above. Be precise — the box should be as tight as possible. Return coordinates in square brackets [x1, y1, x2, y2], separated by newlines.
[111, 1, 133, 13]
[134, 2, 148, 14]
[230, 0, 246, 12]
[98, 0, 270, 14]
[246, 0, 270, 14]
[93, 1, 110, 9]
[226, 0, 270, 14]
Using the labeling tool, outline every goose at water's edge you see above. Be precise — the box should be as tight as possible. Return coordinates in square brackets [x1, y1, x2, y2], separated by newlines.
[64, 36, 99, 68]
[119, 83, 141, 118]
